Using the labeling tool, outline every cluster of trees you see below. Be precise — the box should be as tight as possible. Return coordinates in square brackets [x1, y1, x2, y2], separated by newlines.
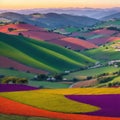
[33, 74, 63, 82]
[107, 27, 120, 31]
[108, 82, 120, 87]
[98, 76, 116, 84]
[1, 76, 28, 84]
[8, 28, 16, 32]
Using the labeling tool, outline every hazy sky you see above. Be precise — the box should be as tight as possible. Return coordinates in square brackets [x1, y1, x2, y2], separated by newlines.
[1, 0, 120, 9]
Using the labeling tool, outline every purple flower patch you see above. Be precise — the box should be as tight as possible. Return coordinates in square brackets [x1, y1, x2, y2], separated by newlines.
[0, 84, 38, 92]
[66, 94, 120, 117]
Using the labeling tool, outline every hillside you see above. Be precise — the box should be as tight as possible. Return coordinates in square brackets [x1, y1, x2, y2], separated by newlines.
[101, 12, 120, 20]
[0, 23, 98, 50]
[0, 56, 46, 74]
[0, 32, 96, 73]
[82, 40, 120, 63]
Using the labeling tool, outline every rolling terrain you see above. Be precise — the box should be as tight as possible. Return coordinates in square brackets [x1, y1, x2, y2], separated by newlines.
[101, 12, 120, 20]
[0, 12, 99, 29]
[0, 32, 96, 73]
[82, 40, 120, 62]
[0, 23, 97, 50]
[0, 87, 120, 120]
[0, 8, 120, 120]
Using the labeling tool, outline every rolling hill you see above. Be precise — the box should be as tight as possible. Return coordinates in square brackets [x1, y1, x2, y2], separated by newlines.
[101, 12, 120, 20]
[82, 40, 120, 63]
[0, 23, 98, 50]
[0, 12, 100, 29]
[0, 32, 96, 73]
[0, 56, 46, 74]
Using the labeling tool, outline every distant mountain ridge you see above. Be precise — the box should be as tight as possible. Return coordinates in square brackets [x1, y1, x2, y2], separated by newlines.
[101, 12, 120, 20]
[0, 7, 120, 19]
[0, 12, 99, 29]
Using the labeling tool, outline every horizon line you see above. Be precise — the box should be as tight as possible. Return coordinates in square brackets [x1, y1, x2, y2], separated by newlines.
[0, 6, 120, 10]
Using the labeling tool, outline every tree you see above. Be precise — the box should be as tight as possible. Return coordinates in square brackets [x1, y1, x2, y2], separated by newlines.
[1, 76, 28, 84]
[37, 74, 48, 81]
[18, 32, 24, 36]
[54, 74, 63, 81]
[1, 76, 18, 84]
[16, 78, 28, 84]
[108, 83, 112, 87]
[8, 28, 16, 32]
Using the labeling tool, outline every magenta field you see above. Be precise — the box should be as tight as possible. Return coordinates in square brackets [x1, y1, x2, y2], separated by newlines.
[0, 84, 38, 92]
[66, 94, 120, 117]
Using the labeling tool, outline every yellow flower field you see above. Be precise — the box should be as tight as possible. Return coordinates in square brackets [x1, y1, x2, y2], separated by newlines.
[0, 90, 99, 113]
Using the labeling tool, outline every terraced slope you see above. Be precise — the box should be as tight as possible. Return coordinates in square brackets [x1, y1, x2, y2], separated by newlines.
[0, 32, 96, 73]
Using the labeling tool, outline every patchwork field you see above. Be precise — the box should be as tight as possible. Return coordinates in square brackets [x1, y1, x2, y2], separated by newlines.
[0, 32, 96, 73]
[82, 40, 120, 63]
[0, 23, 97, 50]
[0, 68, 35, 79]
[0, 11, 120, 120]
[0, 56, 47, 74]
[66, 94, 120, 117]
[64, 66, 120, 80]
[0, 87, 120, 120]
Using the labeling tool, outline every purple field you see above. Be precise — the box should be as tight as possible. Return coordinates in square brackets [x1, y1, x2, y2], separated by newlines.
[0, 84, 38, 92]
[66, 94, 120, 117]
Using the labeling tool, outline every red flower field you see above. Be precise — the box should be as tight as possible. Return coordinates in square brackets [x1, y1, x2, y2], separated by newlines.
[0, 56, 47, 74]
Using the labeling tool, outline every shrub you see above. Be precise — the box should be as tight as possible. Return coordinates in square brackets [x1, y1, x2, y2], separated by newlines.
[36, 74, 48, 81]
[1, 76, 28, 84]
[1, 76, 18, 84]
[16, 78, 28, 84]
[8, 28, 16, 32]
[54, 74, 63, 81]
[98, 76, 115, 84]
[86, 76, 93, 80]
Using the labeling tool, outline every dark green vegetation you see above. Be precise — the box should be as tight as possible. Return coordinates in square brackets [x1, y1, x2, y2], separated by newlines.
[0, 68, 71, 88]
[0, 114, 57, 120]
[0, 32, 96, 73]
[1, 76, 28, 84]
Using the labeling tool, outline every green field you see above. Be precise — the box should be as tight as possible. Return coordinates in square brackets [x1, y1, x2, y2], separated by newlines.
[94, 20, 120, 29]
[65, 27, 79, 33]
[0, 68, 70, 88]
[82, 41, 120, 63]
[96, 75, 120, 87]
[29, 81, 70, 88]
[0, 114, 57, 120]
[0, 32, 96, 73]
[64, 66, 120, 80]
[0, 68, 35, 79]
